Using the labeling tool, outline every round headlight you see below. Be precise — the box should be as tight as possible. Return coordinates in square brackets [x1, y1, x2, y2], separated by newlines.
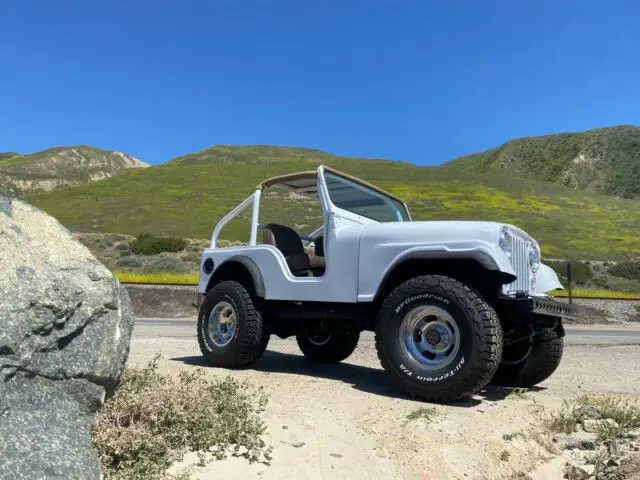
[528, 243, 540, 271]
[499, 228, 512, 259]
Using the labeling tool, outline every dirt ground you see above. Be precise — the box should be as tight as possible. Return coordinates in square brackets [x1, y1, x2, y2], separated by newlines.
[126, 333, 640, 480]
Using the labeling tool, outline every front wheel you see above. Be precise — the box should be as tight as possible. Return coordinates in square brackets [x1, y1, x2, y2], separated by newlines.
[490, 327, 563, 387]
[197, 280, 269, 368]
[296, 331, 360, 363]
[375, 275, 503, 402]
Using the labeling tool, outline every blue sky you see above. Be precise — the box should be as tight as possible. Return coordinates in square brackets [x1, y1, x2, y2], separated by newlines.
[1, 1, 639, 166]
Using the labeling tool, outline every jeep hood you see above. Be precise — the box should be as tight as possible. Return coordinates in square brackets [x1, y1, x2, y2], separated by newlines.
[359, 220, 508, 246]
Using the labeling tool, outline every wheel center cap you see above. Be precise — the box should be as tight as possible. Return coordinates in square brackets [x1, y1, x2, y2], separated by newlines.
[426, 330, 441, 345]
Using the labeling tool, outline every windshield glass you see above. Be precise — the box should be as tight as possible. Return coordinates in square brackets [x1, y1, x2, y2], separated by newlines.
[324, 171, 411, 222]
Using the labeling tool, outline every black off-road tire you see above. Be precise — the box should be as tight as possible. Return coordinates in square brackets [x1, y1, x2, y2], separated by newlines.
[296, 332, 360, 364]
[375, 275, 503, 402]
[490, 328, 563, 387]
[197, 280, 269, 368]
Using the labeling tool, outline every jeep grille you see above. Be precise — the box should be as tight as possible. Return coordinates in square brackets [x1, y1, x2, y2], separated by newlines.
[504, 230, 533, 294]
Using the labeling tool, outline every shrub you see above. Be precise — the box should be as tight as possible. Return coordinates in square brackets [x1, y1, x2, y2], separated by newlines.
[547, 260, 593, 286]
[92, 355, 271, 480]
[116, 256, 143, 268]
[608, 261, 640, 280]
[130, 233, 187, 256]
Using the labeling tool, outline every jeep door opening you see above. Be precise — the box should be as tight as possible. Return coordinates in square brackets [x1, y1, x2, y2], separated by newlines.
[195, 165, 577, 402]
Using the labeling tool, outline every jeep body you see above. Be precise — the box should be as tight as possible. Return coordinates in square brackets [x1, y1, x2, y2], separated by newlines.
[195, 165, 577, 401]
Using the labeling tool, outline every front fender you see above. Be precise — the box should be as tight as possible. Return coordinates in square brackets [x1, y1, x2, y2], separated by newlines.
[358, 243, 517, 302]
[536, 263, 564, 294]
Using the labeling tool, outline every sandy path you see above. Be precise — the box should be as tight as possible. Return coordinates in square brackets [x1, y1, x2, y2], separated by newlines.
[126, 334, 640, 480]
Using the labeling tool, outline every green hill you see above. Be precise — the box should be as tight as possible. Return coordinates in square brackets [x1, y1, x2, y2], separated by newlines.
[0, 152, 21, 162]
[442, 125, 640, 199]
[0, 145, 149, 196]
[25, 144, 640, 261]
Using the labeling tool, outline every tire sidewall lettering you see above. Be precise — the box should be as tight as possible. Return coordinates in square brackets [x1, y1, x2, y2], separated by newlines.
[199, 290, 240, 353]
[388, 290, 471, 385]
[395, 293, 450, 314]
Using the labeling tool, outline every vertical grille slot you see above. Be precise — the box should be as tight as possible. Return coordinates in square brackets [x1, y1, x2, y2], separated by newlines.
[505, 232, 531, 294]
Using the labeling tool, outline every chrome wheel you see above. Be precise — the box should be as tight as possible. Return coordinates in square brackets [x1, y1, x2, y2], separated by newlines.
[399, 305, 460, 370]
[208, 301, 237, 347]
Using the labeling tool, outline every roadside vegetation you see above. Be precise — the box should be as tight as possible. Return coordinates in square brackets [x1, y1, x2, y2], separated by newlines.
[130, 233, 187, 256]
[92, 355, 271, 480]
[529, 394, 640, 479]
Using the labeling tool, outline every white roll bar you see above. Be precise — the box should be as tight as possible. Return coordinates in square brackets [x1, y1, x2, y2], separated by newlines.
[210, 189, 262, 248]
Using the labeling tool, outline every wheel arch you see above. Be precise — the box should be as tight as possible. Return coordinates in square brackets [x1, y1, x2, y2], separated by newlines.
[373, 252, 516, 305]
[205, 255, 266, 297]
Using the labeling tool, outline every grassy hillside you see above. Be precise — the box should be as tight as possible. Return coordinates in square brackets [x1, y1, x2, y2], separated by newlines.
[0, 145, 149, 196]
[442, 125, 640, 199]
[26, 144, 640, 261]
[0, 152, 21, 162]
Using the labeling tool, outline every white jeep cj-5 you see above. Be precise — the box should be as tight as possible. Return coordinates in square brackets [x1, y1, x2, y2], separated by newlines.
[195, 165, 577, 401]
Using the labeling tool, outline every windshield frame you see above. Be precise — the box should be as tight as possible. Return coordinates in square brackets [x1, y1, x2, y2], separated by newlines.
[321, 169, 412, 222]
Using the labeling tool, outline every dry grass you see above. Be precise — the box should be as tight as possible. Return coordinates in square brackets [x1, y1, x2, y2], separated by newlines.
[541, 394, 640, 440]
[115, 272, 199, 285]
[552, 288, 640, 299]
[92, 354, 271, 480]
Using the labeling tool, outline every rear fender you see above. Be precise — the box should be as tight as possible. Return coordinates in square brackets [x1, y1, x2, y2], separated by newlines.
[203, 255, 266, 297]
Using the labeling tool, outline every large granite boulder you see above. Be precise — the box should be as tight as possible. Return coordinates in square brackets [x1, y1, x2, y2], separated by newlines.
[0, 196, 135, 479]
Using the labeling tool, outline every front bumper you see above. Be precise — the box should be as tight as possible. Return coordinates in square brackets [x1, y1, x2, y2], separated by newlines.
[496, 295, 578, 345]
[498, 294, 579, 322]
[531, 296, 579, 320]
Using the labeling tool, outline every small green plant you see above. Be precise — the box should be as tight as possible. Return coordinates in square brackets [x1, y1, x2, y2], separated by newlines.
[130, 233, 187, 256]
[92, 354, 271, 480]
[406, 407, 439, 422]
[502, 432, 525, 441]
[541, 400, 580, 434]
[503, 387, 530, 399]
[500, 450, 511, 462]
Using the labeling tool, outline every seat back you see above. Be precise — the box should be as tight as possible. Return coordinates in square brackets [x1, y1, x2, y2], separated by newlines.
[314, 235, 324, 257]
[262, 223, 310, 275]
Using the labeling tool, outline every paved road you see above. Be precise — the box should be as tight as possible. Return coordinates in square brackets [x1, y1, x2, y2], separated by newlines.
[134, 318, 640, 346]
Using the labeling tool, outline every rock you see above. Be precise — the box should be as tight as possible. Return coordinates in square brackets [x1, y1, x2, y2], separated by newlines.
[288, 434, 305, 448]
[563, 464, 590, 480]
[0, 197, 135, 480]
[576, 406, 602, 421]
[527, 457, 567, 480]
[556, 431, 599, 450]
[330, 453, 343, 458]
[528, 405, 545, 414]
[606, 458, 620, 467]
[375, 447, 390, 459]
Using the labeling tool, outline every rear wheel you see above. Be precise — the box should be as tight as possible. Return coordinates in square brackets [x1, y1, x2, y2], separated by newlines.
[375, 275, 503, 402]
[197, 280, 269, 368]
[296, 331, 360, 363]
[490, 327, 563, 387]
